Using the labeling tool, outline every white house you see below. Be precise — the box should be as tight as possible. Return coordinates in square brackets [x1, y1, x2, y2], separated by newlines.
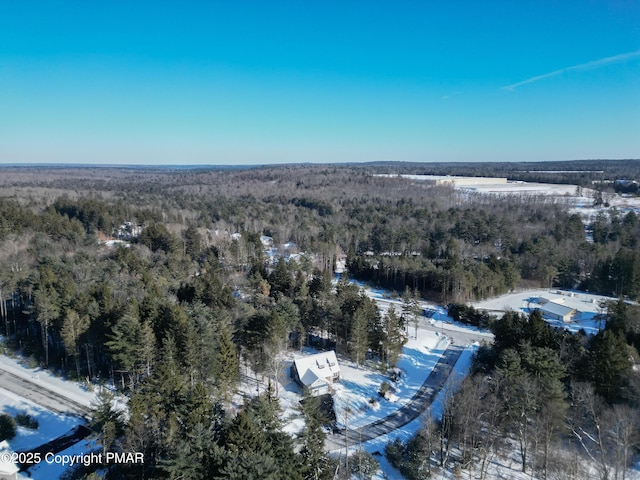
[290, 351, 341, 396]
[0, 441, 19, 480]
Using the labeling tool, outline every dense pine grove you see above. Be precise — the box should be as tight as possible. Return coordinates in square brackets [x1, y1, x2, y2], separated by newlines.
[0, 161, 638, 479]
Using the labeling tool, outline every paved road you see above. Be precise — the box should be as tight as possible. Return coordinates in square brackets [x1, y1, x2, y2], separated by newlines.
[0, 368, 91, 418]
[417, 317, 494, 347]
[325, 345, 464, 452]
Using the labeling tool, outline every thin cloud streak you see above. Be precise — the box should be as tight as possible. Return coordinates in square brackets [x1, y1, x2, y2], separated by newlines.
[441, 90, 463, 100]
[503, 49, 640, 91]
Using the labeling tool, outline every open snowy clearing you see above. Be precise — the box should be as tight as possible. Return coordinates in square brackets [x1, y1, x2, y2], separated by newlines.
[471, 288, 620, 335]
[278, 326, 451, 437]
[26, 438, 97, 480]
[408, 174, 640, 211]
[345, 343, 478, 479]
[333, 328, 450, 430]
[1, 395, 96, 480]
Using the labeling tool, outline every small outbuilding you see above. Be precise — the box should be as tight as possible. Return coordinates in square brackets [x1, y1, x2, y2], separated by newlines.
[290, 351, 341, 396]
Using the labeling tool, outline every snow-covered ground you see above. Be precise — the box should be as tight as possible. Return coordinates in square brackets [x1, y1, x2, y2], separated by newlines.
[276, 341, 476, 478]
[354, 343, 478, 479]
[571, 194, 640, 219]
[270, 321, 488, 480]
[251, 276, 634, 478]
[0, 390, 87, 479]
[462, 181, 591, 199]
[278, 327, 450, 437]
[0, 353, 99, 479]
[359, 337, 640, 480]
[334, 329, 450, 430]
[0, 354, 96, 409]
[25, 438, 98, 480]
[463, 179, 640, 242]
[471, 288, 619, 335]
[312, 280, 633, 478]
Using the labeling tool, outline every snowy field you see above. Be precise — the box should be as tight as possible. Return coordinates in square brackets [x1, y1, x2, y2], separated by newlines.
[380, 173, 640, 220]
[462, 181, 589, 198]
[0, 353, 98, 480]
[460, 178, 640, 222]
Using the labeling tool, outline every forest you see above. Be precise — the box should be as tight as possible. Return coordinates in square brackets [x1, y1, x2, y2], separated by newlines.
[388, 302, 639, 480]
[0, 160, 638, 479]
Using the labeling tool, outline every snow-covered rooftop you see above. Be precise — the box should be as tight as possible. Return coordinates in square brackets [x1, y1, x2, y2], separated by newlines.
[538, 301, 576, 317]
[292, 351, 340, 388]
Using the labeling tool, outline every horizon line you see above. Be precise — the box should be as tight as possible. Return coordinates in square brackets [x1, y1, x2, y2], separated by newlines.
[1, 158, 639, 169]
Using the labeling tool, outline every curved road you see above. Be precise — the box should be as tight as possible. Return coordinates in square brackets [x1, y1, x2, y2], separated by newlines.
[0, 369, 91, 419]
[325, 345, 464, 452]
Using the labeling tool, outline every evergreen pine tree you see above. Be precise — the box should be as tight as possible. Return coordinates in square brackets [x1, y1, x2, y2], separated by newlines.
[382, 306, 407, 367]
[298, 395, 334, 480]
[61, 308, 89, 377]
[136, 319, 156, 378]
[226, 410, 266, 454]
[90, 388, 124, 456]
[33, 286, 61, 367]
[106, 309, 142, 388]
[217, 452, 280, 480]
[350, 307, 369, 366]
[584, 329, 632, 402]
[212, 319, 240, 401]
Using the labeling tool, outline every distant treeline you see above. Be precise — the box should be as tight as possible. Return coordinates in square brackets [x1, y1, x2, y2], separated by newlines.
[365, 159, 640, 188]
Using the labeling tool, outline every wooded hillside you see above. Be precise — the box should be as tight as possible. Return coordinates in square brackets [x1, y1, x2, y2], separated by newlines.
[0, 161, 638, 479]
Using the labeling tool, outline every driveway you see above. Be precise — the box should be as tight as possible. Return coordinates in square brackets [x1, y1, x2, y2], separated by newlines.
[325, 345, 464, 452]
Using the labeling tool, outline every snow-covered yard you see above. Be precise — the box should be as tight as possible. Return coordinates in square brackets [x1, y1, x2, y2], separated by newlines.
[278, 326, 450, 436]
[247, 279, 636, 479]
[333, 328, 449, 430]
[357, 343, 478, 479]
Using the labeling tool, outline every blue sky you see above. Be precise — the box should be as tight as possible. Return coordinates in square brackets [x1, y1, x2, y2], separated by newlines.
[1, 1, 639, 165]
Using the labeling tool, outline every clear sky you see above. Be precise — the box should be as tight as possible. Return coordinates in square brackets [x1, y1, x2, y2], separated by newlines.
[1, 1, 639, 165]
